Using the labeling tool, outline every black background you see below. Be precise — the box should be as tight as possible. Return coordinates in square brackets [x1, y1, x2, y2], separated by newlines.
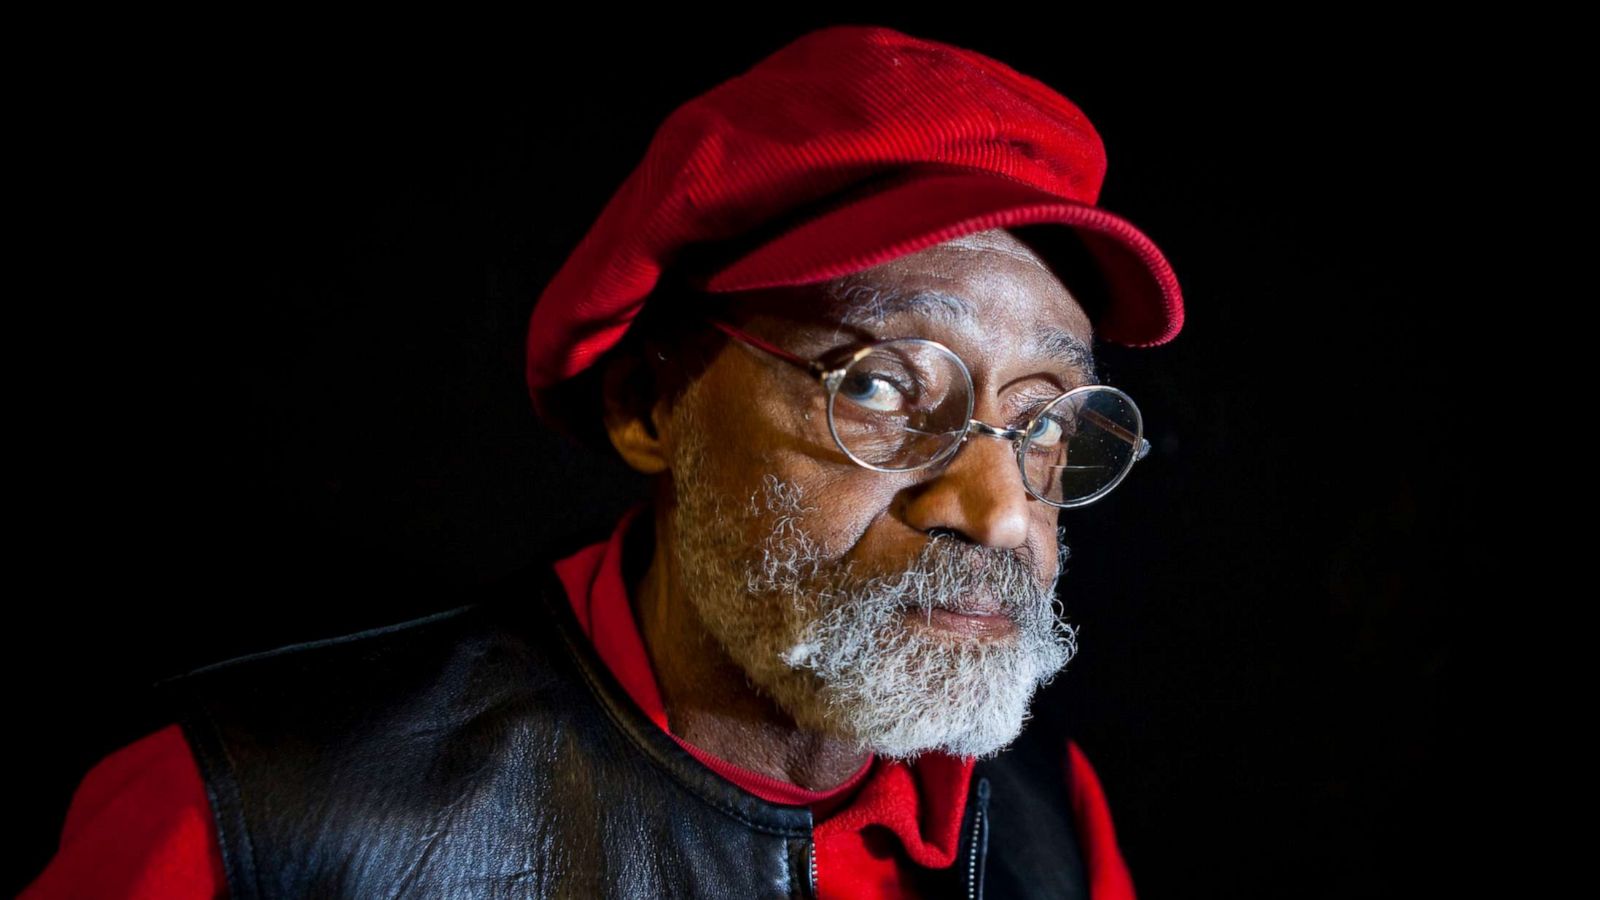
[14, 17, 1490, 898]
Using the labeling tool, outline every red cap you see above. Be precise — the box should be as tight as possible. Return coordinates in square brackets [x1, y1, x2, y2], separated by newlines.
[524, 24, 1184, 423]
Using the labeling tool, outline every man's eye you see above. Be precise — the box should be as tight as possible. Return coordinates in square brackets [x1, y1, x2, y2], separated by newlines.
[838, 371, 909, 412]
[1026, 412, 1074, 447]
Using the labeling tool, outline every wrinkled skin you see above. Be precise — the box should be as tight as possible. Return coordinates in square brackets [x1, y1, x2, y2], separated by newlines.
[602, 227, 1097, 790]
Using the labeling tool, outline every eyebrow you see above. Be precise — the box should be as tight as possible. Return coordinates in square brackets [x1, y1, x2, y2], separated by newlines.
[825, 283, 1099, 383]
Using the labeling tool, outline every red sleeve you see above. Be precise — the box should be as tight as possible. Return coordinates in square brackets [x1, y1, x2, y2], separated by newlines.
[20, 723, 228, 900]
[1065, 738, 1137, 900]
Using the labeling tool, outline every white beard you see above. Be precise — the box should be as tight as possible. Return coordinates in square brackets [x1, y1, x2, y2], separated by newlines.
[665, 381, 1078, 762]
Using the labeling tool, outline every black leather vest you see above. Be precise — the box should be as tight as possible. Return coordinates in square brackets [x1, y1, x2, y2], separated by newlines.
[152, 558, 1090, 899]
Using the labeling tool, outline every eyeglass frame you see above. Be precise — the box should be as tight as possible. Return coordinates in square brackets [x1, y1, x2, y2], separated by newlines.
[702, 317, 1151, 509]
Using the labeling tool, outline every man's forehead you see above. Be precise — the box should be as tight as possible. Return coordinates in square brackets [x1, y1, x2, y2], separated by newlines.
[818, 280, 1099, 381]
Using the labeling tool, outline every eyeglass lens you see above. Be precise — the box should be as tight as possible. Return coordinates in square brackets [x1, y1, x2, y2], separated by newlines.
[827, 340, 970, 469]
[1018, 388, 1142, 505]
[826, 340, 1143, 505]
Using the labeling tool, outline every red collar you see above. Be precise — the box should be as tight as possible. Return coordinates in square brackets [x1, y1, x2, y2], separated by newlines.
[553, 500, 974, 866]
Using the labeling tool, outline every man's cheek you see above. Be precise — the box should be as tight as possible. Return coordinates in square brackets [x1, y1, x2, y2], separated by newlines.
[814, 492, 888, 558]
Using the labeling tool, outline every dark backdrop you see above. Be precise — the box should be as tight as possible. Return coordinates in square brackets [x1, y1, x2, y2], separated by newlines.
[14, 18, 1485, 899]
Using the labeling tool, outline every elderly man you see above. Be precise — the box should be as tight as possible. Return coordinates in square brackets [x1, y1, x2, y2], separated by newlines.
[23, 24, 1182, 899]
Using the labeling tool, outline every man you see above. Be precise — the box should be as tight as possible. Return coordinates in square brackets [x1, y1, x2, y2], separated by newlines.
[23, 24, 1182, 899]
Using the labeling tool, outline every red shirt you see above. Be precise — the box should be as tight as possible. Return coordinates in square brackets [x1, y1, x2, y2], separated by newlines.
[23, 503, 1136, 898]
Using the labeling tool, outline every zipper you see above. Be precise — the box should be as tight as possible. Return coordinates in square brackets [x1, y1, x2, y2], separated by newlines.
[966, 776, 991, 900]
[804, 838, 818, 899]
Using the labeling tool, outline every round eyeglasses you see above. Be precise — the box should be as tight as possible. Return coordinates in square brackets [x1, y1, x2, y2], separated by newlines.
[706, 318, 1150, 508]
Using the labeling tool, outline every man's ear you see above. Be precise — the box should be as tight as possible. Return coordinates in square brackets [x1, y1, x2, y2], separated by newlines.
[600, 351, 671, 475]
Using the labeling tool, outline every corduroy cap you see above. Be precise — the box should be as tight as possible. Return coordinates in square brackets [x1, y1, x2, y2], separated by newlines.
[524, 24, 1184, 424]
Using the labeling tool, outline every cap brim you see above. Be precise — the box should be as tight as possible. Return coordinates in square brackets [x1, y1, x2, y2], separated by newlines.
[688, 168, 1183, 347]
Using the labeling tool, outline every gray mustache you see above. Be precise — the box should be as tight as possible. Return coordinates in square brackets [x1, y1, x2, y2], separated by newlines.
[830, 553, 1053, 618]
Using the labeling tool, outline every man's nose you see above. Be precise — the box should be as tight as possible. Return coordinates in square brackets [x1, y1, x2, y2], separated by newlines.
[899, 421, 1031, 550]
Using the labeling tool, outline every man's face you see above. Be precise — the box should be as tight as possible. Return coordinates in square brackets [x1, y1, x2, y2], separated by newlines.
[661, 227, 1095, 761]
